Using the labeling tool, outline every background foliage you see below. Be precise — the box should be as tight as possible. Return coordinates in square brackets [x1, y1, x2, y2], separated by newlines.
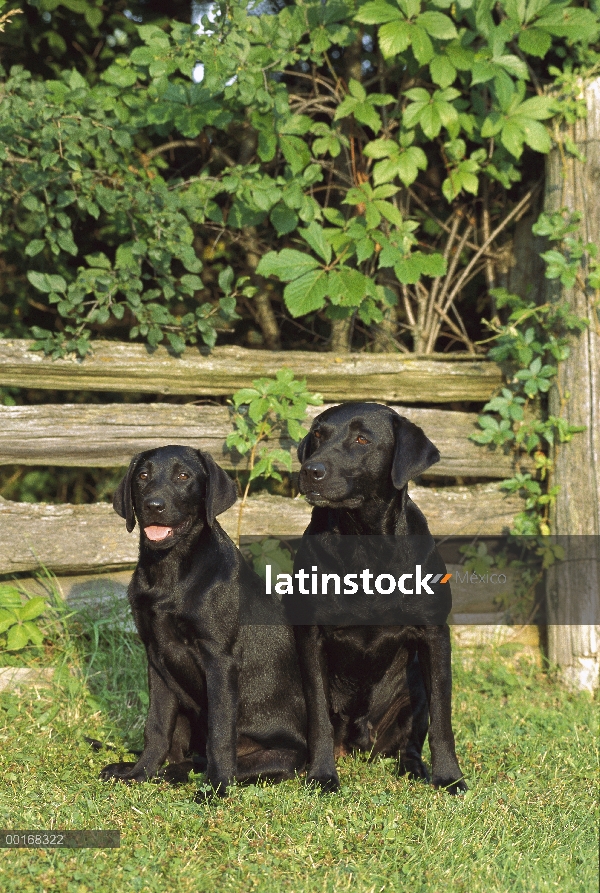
[1, 0, 598, 356]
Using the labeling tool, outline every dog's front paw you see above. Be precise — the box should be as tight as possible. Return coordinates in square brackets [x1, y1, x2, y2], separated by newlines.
[306, 767, 340, 794]
[398, 756, 429, 782]
[99, 762, 149, 783]
[432, 774, 467, 795]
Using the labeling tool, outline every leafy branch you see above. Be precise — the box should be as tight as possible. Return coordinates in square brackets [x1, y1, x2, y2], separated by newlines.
[226, 370, 322, 544]
[472, 209, 592, 537]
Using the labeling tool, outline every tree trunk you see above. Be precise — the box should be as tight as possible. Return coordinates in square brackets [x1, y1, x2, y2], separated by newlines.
[372, 305, 399, 352]
[329, 316, 353, 352]
[242, 228, 282, 351]
[544, 76, 600, 692]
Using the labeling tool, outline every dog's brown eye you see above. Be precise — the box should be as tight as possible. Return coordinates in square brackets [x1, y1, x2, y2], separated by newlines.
[178, 473, 189, 481]
[313, 430, 321, 439]
[138, 471, 148, 480]
[355, 435, 369, 445]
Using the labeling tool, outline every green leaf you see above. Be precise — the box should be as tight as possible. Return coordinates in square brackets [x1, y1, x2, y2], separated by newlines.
[22, 621, 44, 645]
[394, 254, 423, 284]
[411, 25, 434, 65]
[400, 146, 427, 185]
[6, 624, 29, 651]
[352, 101, 383, 132]
[379, 20, 412, 57]
[348, 78, 367, 102]
[518, 118, 551, 153]
[419, 104, 442, 138]
[18, 597, 47, 622]
[257, 250, 320, 281]
[355, 1, 403, 25]
[327, 268, 369, 307]
[67, 70, 88, 91]
[301, 223, 332, 264]
[85, 252, 111, 270]
[517, 96, 556, 120]
[27, 272, 67, 294]
[0, 587, 23, 609]
[405, 87, 431, 103]
[131, 46, 156, 66]
[430, 55, 457, 89]
[518, 28, 552, 58]
[283, 269, 329, 317]
[363, 139, 397, 160]
[84, 6, 103, 28]
[180, 274, 204, 295]
[0, 610, 17, 635]
[102, 64, 138, 88]
[233, 388, 260, 407]
[258, 130, 277, 161]
[217, 267, 234, 295]
[270, 204, 299, 236]
[280, 135, 311, 175]
[249, 457, 270, 481]
[494, 54, 528, 80]
[417, 252, 447, 277]
[25, 240, 46, 258]
[481, 113, 503, 137]
[57, 230, 78, 256]
[376, 200, 403, 227]
[501, 121, 524, 158]
[418, 11, 458, 39]
[166, 333, 186, 354]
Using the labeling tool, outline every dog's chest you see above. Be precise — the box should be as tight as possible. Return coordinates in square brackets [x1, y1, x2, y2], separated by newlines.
[138, 605, 209, 696]
[324, 626, 407, 690]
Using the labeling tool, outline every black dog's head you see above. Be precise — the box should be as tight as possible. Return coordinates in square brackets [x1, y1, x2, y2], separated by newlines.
[297, 403, 440, 508]
[113, 446, 237, 549]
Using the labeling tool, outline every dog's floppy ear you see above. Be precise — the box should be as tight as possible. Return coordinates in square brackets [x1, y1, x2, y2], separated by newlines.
[391, 415, 440, 490]
[113, 453, 143, 533]
[200, 451, 238, 526]
[297, 431, 313, 464]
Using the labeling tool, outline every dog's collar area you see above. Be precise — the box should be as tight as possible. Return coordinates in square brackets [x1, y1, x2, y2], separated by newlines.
[143, 517, 193, 542]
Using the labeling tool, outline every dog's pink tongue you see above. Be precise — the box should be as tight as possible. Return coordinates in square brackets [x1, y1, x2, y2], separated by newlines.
[144, 525, 173, 542]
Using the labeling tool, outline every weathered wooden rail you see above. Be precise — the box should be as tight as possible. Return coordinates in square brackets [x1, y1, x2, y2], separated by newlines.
[0, 484, 523, 576]
[0, 339, 502, 402]
[0, 402, 532, 479]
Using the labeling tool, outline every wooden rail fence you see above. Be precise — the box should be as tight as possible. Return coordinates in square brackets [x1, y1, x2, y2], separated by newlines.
[0, 338, 539, 647]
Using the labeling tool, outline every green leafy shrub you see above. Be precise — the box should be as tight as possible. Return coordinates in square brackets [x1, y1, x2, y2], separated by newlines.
[0, 585, 46, 652]
[1, 0, 597, 354]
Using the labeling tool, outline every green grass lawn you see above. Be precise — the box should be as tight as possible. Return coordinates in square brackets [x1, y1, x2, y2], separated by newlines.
[0, 595, 597, 893]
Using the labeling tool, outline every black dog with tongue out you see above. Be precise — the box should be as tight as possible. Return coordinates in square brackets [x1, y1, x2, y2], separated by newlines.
[285, 402, 466, 795]
[100, 445, 307, 796]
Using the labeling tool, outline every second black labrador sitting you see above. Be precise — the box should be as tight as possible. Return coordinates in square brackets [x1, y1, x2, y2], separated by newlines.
[284, 402, 466, 794]
[100, 445, 307, 796]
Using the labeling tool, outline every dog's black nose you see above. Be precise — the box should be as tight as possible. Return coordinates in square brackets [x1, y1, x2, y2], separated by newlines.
[303, 462, 326, 481]
[144, 497, 166, 512]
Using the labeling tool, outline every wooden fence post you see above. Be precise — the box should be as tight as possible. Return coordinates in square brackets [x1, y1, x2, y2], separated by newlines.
[544, 76, 600, 692]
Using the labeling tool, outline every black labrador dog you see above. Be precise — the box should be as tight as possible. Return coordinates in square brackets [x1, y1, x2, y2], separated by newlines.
[100, 445, 307, 796]
[284, 403, 466, 794]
